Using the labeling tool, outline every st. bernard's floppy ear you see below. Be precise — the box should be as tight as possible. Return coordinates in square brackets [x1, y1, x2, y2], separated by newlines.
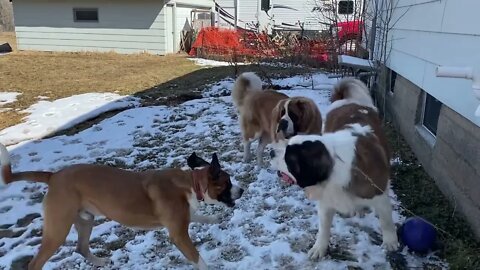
[293, 98, 323, 134]
[285, 141, 333, 188]
[270, 99, 288, 142]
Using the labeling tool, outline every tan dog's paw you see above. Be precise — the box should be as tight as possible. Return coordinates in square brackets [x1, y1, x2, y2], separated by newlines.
[307, 244, 327, 260]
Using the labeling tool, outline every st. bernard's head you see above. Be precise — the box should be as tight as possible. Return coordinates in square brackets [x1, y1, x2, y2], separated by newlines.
[187, 152, 244, 207]
[270, 137, 334, 189]
[272, 97, 322, 141]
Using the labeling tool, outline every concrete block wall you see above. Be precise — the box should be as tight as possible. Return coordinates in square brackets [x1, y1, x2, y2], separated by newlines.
[374, 66, 480, 238]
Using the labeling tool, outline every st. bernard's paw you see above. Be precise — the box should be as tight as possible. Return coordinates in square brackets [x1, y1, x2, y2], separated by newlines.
[307, 244, 327, 260]
[382, 236, 399, 251]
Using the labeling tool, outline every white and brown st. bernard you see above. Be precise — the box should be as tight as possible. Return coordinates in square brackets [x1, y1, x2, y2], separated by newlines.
[271, 78, 399, 259]
[232, 72, 322, 166]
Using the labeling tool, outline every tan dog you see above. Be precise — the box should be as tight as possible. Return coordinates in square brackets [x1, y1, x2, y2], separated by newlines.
[0, 145, 243, 270]
[271, 97, 323, 142]
[232, 72, 288, 166]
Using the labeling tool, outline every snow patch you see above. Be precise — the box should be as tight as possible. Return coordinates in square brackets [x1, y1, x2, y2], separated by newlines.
[0, 92, 21, 106]
[0, 93, 139, 146]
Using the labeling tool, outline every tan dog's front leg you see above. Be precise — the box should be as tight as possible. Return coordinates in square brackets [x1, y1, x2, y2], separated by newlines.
[167, 222, 208, 270]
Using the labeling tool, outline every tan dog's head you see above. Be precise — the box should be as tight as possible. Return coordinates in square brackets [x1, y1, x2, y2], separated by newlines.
[272, 97, 323, 141]
[187, 153, 243, 207]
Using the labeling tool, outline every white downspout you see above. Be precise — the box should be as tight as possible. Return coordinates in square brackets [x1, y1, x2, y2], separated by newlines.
[435, 66, 480, 117]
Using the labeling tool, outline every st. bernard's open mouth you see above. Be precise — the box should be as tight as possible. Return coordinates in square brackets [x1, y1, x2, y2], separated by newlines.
[277, 171, 295, 185]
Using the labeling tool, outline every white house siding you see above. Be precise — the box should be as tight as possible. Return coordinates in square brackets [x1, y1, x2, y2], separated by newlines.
[382, 0, 480, 127]
[215, 0, 235, 28]
[13, 0, 167, 54]
[270, 0, 323, 31]
[215, 0, 259, 29]
[237, 0, 260, 29]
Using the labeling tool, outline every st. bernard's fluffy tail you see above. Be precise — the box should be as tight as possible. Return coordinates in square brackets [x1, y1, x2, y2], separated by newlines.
[232, 72, 263, 108]
[331, 78, 375, 109]
[0, 143, 52, 186]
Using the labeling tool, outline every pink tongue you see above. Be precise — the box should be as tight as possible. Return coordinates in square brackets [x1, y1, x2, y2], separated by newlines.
[280, 172, 295, 184]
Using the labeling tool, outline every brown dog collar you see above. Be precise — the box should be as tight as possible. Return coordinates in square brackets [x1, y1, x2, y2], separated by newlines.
[191, 169, 206, 201]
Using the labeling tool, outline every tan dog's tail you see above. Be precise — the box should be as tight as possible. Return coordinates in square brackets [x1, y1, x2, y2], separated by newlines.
[0, 143, 52, 186]
[232, 72, 263, 108]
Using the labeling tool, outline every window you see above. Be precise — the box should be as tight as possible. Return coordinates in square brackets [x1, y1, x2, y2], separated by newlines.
[73, 8, 99, 22]
[261, 0, 270, 11]
[197, 12, 211, 20]
[338, 1, 354, 14]
[422, 93, 442, 135]
[388, 69, 397, 93]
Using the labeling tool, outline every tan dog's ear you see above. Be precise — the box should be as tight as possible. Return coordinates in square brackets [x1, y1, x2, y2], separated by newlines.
[295, 98, 323, 135]
[270, 99, 287, 142]
[209, 153, 221, 179]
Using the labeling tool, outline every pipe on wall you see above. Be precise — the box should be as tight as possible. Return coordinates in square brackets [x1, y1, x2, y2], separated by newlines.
[436, 66, 480, 117]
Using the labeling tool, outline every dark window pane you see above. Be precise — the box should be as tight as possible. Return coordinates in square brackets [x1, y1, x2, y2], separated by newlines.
[338, 1, 354, 14]
[261, 0, 270, 11]
[197, 13, 211, 20]
[74, 9, 98, 22]
[390, 70, 397, 92]
[423, 93, 442, 135]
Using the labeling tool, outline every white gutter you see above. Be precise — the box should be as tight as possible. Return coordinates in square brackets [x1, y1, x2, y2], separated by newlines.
[435, 66, 480, 117]
[169, 0, 214, 9]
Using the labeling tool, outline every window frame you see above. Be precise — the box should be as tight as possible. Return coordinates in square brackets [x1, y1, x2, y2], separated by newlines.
[73, 8, 99, 23]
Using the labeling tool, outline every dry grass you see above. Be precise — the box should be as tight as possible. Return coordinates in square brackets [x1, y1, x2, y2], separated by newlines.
[0, 32, 202, 130]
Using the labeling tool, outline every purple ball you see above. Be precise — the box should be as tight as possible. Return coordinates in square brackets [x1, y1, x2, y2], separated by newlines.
[401, 217, 437, 253]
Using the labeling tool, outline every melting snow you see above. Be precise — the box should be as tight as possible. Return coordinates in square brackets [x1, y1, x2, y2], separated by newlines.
[0, 92, 21, 112]
[0, 92, 21, 107]
[0, 93, 139, 146]
[189, 58, 240, 67]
